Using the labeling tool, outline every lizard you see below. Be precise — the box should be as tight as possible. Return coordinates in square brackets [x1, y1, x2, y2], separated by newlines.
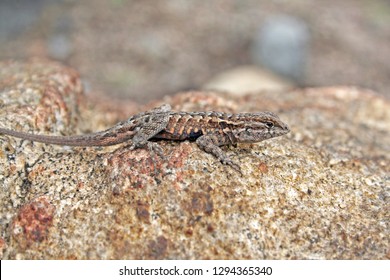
[0, 104, 290, 173]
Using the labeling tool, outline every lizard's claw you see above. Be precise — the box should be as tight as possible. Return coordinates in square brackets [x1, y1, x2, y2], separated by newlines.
[222, 158, 242, 175]
[147, 142, 166, 160]
[128, 142, 165, 160]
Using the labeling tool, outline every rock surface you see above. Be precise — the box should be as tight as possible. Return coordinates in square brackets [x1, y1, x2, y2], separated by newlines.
[203, 66, 293, 95]
[0, 60, 388, 259]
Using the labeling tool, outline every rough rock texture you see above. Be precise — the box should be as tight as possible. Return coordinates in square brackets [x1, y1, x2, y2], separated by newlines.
[0, 60, 389, 259]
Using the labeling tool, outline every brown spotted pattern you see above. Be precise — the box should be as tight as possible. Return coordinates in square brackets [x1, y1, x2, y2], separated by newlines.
[0, 106, 288, 148]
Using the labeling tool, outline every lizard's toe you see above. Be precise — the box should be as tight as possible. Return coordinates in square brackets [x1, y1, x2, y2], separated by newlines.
[147, 142, 166, 159]
[222, 158, 242, 175]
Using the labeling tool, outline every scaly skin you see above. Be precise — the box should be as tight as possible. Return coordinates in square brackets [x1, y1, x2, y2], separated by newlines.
[0, 104, 290, 173]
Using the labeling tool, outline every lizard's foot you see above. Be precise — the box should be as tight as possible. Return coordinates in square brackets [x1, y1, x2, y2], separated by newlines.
[128, 141, 165, 159]
[221, 157, 242, 175]
[128, 143, 137, 150]
[147, 142, 166, 160]
[196, 135, 242, 175]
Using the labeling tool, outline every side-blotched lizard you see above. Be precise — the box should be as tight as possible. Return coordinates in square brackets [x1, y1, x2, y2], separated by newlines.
[0, 104, 290, 173]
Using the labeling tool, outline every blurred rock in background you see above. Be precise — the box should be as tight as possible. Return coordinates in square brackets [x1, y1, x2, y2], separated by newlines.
[0, 0, 389, 102]
[251, 15, 309, 84]
[0, 0, 47, 40]
[204, 65, 294, 95]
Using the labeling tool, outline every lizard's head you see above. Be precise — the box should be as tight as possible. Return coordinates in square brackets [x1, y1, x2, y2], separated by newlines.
[232, 112, 290, 143]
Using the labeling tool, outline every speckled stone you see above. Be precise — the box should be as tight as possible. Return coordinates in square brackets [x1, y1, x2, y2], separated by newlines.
[0, 60, 388, 259]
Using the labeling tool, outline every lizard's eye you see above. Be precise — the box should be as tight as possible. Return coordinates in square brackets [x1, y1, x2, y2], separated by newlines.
[265, 122, 274, 128]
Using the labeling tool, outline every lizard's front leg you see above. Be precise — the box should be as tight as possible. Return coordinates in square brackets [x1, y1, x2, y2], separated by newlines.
[196, 135, 241, 174]
[129, 104, 171, 157]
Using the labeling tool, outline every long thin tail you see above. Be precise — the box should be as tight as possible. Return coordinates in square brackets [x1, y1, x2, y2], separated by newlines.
[0, 127, 134, 146]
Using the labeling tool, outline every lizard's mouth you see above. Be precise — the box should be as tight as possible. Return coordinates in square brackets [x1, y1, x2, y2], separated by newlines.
[270, 126, 290, 138]
[282, 124, 290, 134]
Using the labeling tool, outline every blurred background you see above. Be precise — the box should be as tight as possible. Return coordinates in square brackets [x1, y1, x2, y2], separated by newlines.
[0, 0, 389, 103]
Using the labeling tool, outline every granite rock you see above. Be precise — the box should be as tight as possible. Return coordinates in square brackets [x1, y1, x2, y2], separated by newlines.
[0, 60, 388, 259]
